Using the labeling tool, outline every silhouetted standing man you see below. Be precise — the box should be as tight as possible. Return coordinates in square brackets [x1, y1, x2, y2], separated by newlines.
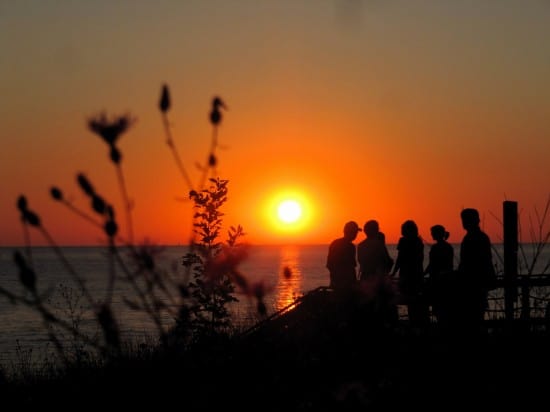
[457, 208, 496, 333]
[326, 221, 361, 294]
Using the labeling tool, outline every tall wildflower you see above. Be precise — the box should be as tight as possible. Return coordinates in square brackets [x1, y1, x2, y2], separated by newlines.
[198, 96, 227, 190]
[87, 112, 136, 242]
[158, 84, 194, 192]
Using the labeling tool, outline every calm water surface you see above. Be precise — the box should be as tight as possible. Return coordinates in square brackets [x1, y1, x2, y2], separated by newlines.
[0, 243, 548, 366]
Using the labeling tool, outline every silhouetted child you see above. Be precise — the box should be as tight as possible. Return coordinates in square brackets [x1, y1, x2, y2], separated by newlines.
[424, 224, 454, 326]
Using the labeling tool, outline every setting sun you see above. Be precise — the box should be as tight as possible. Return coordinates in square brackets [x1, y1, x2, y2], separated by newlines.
[277, 200, 302, 224]
[262, 189, 315, 240]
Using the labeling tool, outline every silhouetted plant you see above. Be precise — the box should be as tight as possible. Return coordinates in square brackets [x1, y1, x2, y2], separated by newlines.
[46, 282, 96, 365]
[88, 112, 137, 242]
[158, 83, 194, 191]
[489, 195, 550, 320]
[182, 178, 246, 342]
[517, 195, 550, 276]
[198, 96, 227, 191]
[0, 85, 254, 372]
[517, 196, 550, 319]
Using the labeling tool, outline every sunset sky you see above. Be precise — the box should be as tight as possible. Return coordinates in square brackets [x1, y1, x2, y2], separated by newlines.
[1, 0, 549, 247]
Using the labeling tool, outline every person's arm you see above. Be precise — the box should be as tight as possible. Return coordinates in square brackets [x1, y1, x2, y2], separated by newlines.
[326, 241, 335, 271]
[391, 254, 400, 276]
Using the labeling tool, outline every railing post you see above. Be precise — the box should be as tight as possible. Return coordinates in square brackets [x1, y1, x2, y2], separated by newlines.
[503, 201, 518, 322]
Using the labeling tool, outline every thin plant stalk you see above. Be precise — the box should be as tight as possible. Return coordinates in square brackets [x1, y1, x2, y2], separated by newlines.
[160, 112, 194, 191]
[115, 164, 134, 244]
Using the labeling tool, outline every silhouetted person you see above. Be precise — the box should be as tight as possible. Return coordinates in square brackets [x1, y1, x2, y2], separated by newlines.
[424, 224, 454, 326]
[391, 220, 429, 328]
[456, 208, 496, 333]
[326, 221, 361, 294]
[356, 220, 398, 326]
[357, 220, 394, 280]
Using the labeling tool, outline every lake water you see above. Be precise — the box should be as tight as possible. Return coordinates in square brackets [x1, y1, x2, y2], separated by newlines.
[1, 243, 548, 367]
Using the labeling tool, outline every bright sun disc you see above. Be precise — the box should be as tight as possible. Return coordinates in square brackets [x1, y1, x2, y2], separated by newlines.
[277, 200, 302, 224]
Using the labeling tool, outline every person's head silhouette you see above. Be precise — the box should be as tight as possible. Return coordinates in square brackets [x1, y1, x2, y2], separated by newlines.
[401, 220, 419, 238]
[343, 221, 362, 241]
[460, 208, 480, 231]
[363, 220, 379, 238]
[431, 224, 449, 241]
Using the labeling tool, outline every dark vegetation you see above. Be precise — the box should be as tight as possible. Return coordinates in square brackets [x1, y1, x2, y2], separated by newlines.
[2, 288, 549, 410]
[1, 85, 550, 410]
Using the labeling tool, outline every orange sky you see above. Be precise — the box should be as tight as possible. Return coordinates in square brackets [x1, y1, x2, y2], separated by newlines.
[1, 1, 549, 247]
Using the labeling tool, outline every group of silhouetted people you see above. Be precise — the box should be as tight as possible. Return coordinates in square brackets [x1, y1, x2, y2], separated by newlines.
[326, 208, 497, 335]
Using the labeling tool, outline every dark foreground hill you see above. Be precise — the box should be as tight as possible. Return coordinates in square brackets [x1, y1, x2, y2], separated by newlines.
[2, 289, 549, 411]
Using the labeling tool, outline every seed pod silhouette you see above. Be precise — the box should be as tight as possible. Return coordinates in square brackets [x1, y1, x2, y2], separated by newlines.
[16, 195, 27, 212]
[208, 153, 217, 167]
[23, 210, 41, 227]
[14, 251, 36, 293]
[159, 84, 171, 113]
[104, 219, 118, 237]
[91, 195, 106, 215]
[209, 96, 227, 126]
[50, 187, 63, 201]
[77, 174, 95, 196]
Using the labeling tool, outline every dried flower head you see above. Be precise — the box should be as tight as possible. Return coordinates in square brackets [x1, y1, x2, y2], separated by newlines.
[88, 112, 136, 145]
[16, 196, 41, 227]
[50, 187, 63, 201]
[209, 96, 227, 126]
[77, 173, 95, 196]
[159, 84, 171, 113]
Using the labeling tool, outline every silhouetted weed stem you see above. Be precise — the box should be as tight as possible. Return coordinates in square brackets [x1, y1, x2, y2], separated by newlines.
[489, 196, 550, 319]
[46, 328, 68, 366]
[104, 241, 117, 306]
[3, 84, 254, 375]
[518, 195, 550, 275]
[0, 284, 108, 358]
[87, 112, 136, 244]
[157, 88, 233, 323]
[12, 197, 125, 356]
[50, 187, 104, 230]
[41, 231, 95, 305]
[109, 247, 175, 340]
[15, 196, 95, 307]
[20, 227, 34, 267]
[490, 196, 550, 276]
[52, 179, 130, 247]
[157, 84, 199, 278]
[114, 164, 134, 243]
[70, 235, 182, 343]
[159, 84, 194, 192]
[198, 97, 226, 191]
[52, 168, 184, 343]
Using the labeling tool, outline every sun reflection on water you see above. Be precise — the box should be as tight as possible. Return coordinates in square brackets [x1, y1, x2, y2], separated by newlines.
[275, 245, 304, 311]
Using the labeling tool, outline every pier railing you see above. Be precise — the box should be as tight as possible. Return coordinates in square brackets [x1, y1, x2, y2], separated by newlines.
[486, 274, 550, 322]
[239, 275, 550, 339]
